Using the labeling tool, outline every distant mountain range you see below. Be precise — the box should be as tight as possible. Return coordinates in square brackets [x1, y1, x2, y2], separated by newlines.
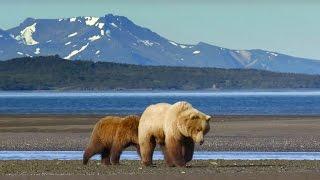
[1, 14, 320, 74]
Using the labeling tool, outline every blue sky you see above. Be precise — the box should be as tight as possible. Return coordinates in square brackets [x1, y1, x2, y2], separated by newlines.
[1, 0, 319, 60]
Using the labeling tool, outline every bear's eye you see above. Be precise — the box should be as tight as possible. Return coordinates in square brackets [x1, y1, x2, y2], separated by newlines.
[197, 128, 202, 132]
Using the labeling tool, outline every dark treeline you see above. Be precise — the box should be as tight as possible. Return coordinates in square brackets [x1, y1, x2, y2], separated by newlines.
[1, 55, 320, 90]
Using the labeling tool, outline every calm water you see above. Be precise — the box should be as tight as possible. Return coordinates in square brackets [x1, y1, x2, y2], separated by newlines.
[1, 151, 320, 160]
[1, 91, 320, 115]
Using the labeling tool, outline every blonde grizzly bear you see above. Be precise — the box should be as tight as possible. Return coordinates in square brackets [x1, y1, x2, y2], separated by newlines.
[138, 101, 211, 167]
[83, 115, 140, 165]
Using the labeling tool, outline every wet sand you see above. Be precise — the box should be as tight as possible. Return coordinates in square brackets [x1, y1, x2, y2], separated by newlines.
[1, 160, 320, 179]
[2, 174, 320, 180]
[1, 115, 320, 151]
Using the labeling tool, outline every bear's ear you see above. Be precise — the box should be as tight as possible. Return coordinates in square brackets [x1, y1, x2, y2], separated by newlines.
[205, 115, 212, 121]
[174, 101, 192, 112]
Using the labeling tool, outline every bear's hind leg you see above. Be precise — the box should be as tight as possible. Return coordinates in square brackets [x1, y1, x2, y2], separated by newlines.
[135, 144, 141, 157]
[101, 148, 111, 165]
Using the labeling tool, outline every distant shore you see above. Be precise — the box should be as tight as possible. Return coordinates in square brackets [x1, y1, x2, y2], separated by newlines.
[2, 56, 320, 91]
[1, 115, 320, 151]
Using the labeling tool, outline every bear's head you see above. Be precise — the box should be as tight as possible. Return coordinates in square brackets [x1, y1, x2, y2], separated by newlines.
[173, 101, 211, 145]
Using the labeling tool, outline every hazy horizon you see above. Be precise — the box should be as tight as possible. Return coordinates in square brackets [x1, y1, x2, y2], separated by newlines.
[1, 0, 319, 60]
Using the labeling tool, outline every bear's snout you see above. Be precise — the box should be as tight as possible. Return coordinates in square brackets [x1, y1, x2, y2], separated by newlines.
[199, 140, 204, 145]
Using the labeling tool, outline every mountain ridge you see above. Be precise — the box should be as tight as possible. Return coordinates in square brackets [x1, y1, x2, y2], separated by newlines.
[1, 14, 320, 74]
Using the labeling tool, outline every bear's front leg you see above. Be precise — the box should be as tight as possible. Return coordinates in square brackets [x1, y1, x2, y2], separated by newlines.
[160, 144, 174, 167]
[165, 137, 186, 167]
[110, 143, 124, 165]
[182, 138, 194, 163]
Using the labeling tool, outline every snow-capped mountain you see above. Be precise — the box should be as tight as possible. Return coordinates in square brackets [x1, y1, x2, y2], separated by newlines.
[1, 14, 320, 74]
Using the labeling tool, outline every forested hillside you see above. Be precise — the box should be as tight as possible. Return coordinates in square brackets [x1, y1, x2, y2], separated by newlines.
[1, 56, 320, 90]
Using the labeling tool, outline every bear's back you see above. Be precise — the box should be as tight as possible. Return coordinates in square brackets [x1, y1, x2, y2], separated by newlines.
[116, 115, 140, 144]
[139, 103, 171, 141]
[140, 103, 171, 124]
[93, 116, 123, 145]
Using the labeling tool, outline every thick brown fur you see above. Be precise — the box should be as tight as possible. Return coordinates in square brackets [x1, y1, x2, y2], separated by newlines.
[138, 101, 211, 167]
[83, 115, 140, 165]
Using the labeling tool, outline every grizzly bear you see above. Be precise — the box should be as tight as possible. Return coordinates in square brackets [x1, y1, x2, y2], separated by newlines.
[83, 115, 140, 165]
[138, 101, 211, 167]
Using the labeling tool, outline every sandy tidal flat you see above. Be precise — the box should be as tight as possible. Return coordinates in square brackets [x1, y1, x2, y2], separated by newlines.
[1, 160, 320, 179]
[1, 115, 320, 179]
[1, 115, 320, 151]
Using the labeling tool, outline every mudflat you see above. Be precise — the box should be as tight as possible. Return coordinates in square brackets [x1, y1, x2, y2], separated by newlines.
[1, 115, 320, 151]
[1, 160, 320, 179]
[1, 115, 320, 179]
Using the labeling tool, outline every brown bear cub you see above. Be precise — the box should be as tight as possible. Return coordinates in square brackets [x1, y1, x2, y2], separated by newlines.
[83, 115, 140, 165]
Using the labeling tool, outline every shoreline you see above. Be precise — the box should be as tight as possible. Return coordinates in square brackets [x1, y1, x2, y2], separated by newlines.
[1, 89, 320, 92]
[2, 114, 320, 119]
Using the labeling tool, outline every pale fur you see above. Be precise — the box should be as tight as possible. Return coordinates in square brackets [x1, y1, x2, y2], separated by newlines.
[138, 101, 211, 167]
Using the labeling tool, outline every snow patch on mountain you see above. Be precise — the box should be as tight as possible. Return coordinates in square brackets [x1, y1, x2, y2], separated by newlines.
[169, 41, 178, 46]
[70, 18, 77, 22]
[193, 50, 200, 54]
[97, 23, 104, 29]
[179, 44, 187, 48]
[95, 50, 100, 55]
[34, 48, 40, 55]
[138, 40, 154, 47]
[17, 52, 23, 55]
[64, 43, 89, 59]
[19, 23, 39, 45]
[65, 42, 71, 45]
[68, 32, 78, 38]
[267, 52, 278, 57]
[88, 35, 101, 42]
[110, 23, 118, 28]
[85, 17, 99, 26]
